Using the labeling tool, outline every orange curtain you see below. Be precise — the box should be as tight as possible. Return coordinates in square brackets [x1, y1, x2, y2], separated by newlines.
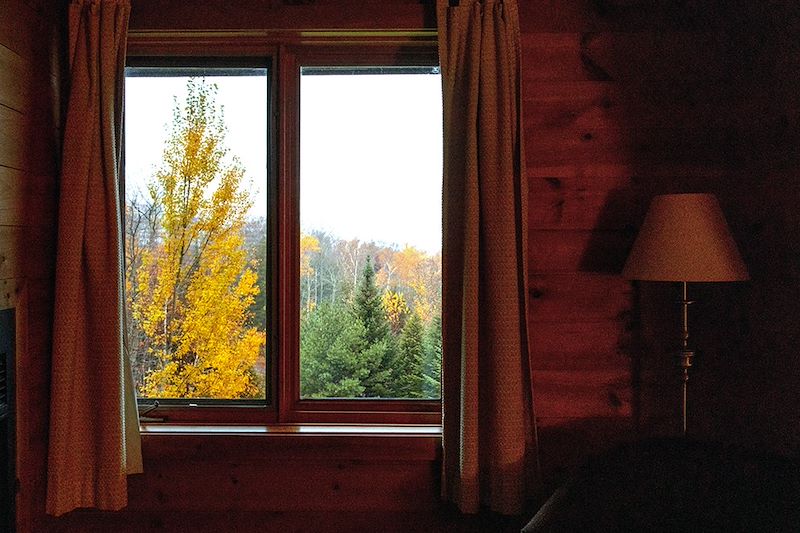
[437, 0, 538, 514]
[47, 0, 142, 516]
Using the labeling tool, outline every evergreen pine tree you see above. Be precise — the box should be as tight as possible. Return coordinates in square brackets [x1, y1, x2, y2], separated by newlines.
[353, 257, 390, 344]
[422, 314, 442, 398]
[351, 257, 396, 397]
[300, 303, 368, 398]
[396, 312, 425, 398]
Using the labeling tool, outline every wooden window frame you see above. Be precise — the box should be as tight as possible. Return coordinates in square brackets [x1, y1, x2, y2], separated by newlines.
[127, 32, 441, 426]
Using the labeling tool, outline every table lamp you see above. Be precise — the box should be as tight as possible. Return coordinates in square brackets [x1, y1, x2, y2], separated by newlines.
[622, 193, 749, 435]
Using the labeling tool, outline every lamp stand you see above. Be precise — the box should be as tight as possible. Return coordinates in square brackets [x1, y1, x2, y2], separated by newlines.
[678, 281, 695, 436]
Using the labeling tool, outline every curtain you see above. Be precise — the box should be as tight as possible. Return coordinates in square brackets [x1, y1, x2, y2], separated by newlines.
[437, 0, 537, 515]
[47, 0, 142, 517]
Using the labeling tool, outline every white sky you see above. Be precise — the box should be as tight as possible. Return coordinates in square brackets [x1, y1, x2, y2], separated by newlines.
[125, 70, 443, 253]
[125, 74, 269, 215]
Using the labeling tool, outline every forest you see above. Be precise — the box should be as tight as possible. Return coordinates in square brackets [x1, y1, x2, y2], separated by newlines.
[124, 79, 441, 401]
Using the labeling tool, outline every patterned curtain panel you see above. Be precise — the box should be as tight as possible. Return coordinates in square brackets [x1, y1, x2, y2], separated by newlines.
[437, 0, 538, 514]
[47, 0, 142, 517]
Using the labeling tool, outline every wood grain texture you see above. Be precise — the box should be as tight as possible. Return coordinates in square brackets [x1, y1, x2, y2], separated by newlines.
[532, 369, 632, 419]
[0, 167, 56, 228]
[529, 272, 631, 322]
[0, 2, 61, 531]
[0, 0, 46, 60]
[128, 459, 438, 512]
[518, 0, 742, 33]
[525, 123, 737, 167]
[528, 175, 644, 231]
[522, 81, 789, 134]
[528, 229, 633, 274]
[129, 0, 434, 31]
[521, 31, 729, 84]
[529, 321, 629, 371]
[46, 510, 530, 533]
[0, 104, 58, 174]
[12, 0, 800, 530]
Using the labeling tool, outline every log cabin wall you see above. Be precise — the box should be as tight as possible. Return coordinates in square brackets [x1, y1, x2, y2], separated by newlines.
[523, 0, 800, 486]
[11, 0, 800, 530]
[0, 0, 62, 531]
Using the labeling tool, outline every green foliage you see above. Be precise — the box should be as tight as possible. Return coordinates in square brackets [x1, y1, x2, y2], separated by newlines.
[299, 251, 442, 400]
[422, 315, 442, 399]
[353, 257, 390, 344]
[300, 303, 368, 398]
[126, 83, 443, 401]
[395, 312, 425, 398]
[300, 260, 397, 399]
[244, 217, 268, 329]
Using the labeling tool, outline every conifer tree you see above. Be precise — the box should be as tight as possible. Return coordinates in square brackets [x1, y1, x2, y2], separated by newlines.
[300, 303, 367, 398]
[395, 312, 425, 397]
[422, 314, 442, 398]
[353, 257, 391, 344]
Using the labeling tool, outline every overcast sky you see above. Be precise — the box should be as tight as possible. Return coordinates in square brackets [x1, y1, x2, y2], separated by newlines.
[125, 70, 442, 253]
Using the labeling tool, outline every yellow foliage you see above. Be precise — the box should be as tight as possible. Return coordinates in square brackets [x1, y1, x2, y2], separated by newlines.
[381, 290, 409, 335]
[132, 80, 265, 399]
[300, 234, 320, 279]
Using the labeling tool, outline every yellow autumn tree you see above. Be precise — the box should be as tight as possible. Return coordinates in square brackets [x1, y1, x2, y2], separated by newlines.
[132, 79, 265, 399]
[381, 289, 409, 335]
[300, 233, 321, 312]
[393, 245, 436, 321]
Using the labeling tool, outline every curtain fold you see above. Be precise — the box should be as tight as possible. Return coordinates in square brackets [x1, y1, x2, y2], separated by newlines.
[47, 0, 141, 517]
[437, 0, 538, 515]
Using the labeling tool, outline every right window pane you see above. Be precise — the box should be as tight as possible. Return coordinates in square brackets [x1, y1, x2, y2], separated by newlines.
[299, 65, 443, 400]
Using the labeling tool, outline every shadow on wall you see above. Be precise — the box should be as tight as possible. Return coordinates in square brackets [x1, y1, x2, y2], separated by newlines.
[578, 1, 800, 454]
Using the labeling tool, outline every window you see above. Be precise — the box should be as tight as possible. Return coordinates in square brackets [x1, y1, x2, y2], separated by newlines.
[124, 63, 271, 408]
[298, 66, 442, 401]
[125, 38, 441, 424]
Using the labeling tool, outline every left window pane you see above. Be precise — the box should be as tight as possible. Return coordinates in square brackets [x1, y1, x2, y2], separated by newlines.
[124, 67, 268, 400]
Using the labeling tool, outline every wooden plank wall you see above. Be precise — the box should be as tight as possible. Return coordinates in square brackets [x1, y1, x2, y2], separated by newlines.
[17, 0, 800, 530]
[0, 0, 61, 531]
[521, 0, 800, 484]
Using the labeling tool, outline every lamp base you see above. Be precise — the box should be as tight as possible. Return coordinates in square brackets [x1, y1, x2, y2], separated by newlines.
[678, 348, 694, 374]
[677, 348, 694, 436]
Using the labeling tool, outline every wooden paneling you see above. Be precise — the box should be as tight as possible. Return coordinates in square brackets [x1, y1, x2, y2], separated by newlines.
[518, 0, 737, 34]
[523, 81, 788, 134]
[527, 175, 644, 231]
[532, 369, 632, 419]
[129, 458, 438, 512]
[0, 167, 56, 228]
[129, 0, 434, 31]
[525, 124, 739, 167]
[529, 321, 628, 371]
[522, 0, 800, 494]
[0, 0, 48, 60]
[528, 229, 632, 273]
[0, 44, 34, 113]
[48, 510, 530, 533]
[0, 1, 61, 531]
[10, 0, 800, 530]
[529, 273, 631, 321]
[521, 32, 729, 84]
[0, 226, 54, 281]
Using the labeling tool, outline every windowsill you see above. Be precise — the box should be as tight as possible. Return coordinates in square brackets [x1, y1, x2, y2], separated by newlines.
[138, 423, 442, 462]
[140, 423, 442, 437]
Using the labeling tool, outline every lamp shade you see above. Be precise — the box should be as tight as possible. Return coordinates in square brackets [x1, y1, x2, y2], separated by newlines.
[623, 193, 749, 282]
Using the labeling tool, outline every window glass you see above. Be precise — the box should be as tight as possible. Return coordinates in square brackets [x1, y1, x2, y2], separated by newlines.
[298, 66, 443, 399]
[124, 66, 268, 401]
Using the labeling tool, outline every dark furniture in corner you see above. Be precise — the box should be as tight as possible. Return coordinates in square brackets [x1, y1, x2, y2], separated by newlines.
[523, 438, 800, 532]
